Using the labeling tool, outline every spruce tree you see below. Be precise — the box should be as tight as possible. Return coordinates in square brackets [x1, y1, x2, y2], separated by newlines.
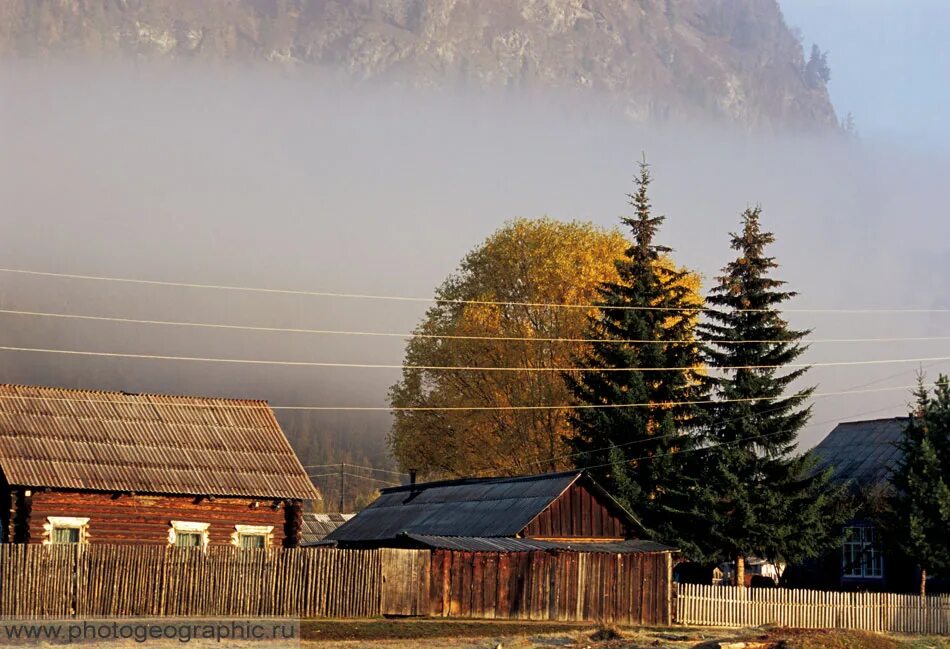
[567, 160, 707, 547]
[887, 376, 950, 596]
[696, 207, 849, 584]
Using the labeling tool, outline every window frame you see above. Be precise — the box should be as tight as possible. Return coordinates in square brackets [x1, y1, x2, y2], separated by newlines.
[44, 516, 90, 545]
[841, 524, 884, 579]
[168, 520, 210, 550]
[232, 524, 273, 549]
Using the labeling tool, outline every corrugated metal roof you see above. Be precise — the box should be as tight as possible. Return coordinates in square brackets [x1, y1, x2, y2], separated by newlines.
[327, 471, 582, 542]
[810, 417, 907, 486]
[301, 513, 354, 545]
[0, 383, 320, 500]
[402, 534, 674, 554]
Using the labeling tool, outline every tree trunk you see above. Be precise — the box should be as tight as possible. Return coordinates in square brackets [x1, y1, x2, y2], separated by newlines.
[920, 568, 927, 598]
[735, 554, 745, 588]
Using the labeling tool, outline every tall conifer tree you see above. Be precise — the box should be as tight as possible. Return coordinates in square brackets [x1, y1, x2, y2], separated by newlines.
[568, 161, 706, 546]
[886, 376, 950, 596]
[697, 207, 847, 584]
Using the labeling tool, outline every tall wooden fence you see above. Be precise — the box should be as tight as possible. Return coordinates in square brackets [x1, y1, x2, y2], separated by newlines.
[0, 545, 671, 624]
[677, 584, 950, 635]
[0, 545, 420, 619]
[427, 549, 671, 625]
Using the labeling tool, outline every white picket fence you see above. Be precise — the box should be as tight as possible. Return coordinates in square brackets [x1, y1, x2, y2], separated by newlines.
[676, 584, 950, 634]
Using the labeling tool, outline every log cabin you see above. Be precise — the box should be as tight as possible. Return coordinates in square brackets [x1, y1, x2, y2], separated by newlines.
[0, 383, 320, 548]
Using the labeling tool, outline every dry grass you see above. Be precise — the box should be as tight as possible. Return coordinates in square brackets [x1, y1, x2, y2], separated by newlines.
[299, 622, 950, 649]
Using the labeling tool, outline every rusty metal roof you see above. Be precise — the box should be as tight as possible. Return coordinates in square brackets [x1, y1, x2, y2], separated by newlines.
[0, 383, 320, 500]
[301, 513, 354, 545]
[810, 417, 907, 487]
[402, 534, 674, 554]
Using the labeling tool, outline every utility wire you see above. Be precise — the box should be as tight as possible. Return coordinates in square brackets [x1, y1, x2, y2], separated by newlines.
[0, 382, 932, 411]
[571, 401, 909, 475]
[2, 308, 949, 345]
[2, 344, 949, 373]
[302, 463, 406, 476]
[3, 267, 950, 314]
[518, 363, 946, 470]
[340, 472, 402, 486]
[308, 471, 402, 487]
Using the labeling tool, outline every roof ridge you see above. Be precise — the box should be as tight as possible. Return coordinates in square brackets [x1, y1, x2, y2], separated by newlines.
[837, 416, 909, 425]
[0, 382, 270, 405]
[380, 470, 582, 493]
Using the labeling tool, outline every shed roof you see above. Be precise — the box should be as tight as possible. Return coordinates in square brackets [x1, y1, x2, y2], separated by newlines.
[326, 470, 641, 543]
[301, 513, 354, 545]
[0, 383, 320, 501]
[810, 417, 907, 486]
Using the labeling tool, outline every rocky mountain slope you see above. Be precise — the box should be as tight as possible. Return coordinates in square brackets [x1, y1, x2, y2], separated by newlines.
[1, 0, 836, 129]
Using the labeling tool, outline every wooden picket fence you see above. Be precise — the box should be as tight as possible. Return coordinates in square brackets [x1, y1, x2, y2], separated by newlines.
[677, 584, 950, 634]
[0, 544, 427, 619]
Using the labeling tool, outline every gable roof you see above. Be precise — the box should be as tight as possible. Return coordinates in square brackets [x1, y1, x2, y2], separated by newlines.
[0, 383, 320, 501]
[326, 470, 641, 543]
[810, 417, 907, 486]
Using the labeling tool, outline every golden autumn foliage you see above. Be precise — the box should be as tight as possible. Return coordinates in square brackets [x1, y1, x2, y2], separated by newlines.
[388, 218, 700, 479]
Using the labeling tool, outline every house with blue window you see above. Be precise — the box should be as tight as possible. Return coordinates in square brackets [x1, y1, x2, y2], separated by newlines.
[786, 417, 919, 591]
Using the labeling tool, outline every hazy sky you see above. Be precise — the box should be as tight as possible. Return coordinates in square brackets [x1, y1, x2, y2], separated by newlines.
[3, 64, 949, 454]
[4, 0, 950, 460]
[782, 0, 950, 150]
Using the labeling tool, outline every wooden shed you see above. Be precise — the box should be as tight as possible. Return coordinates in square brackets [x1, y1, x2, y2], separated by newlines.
[327, 470, 648, 547]
[0, 383, 320, 548]
[328, 471, 675, 624]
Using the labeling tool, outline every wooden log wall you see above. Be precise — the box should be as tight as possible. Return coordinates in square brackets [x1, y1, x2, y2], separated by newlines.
[677, 584, 950, 635]
[426, 550, 673, 625]
[21, 491, 293, 546]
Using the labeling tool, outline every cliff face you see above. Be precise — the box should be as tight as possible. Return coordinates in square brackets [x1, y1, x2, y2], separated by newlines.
[0, 0, 836, 129]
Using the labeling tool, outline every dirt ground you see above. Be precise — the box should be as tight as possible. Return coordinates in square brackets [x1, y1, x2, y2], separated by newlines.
[299, 620, 950, 649]
[6, 619, 948, 649]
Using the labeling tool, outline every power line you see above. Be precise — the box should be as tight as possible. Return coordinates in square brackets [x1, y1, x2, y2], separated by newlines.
[339, 463, 407, 477]
[3, 267, 950, 314]
[2, 344, 949, 374]
[571, 401, 910, 475]
[302, 462, 406, 476]
[3, 307, 950, 345]
[468, 363, 950, 473]
[341, 472, 402, 487]
[308, 471, 402, 487]
[509, 389, 925, 474]
[0, 382, 929, 411]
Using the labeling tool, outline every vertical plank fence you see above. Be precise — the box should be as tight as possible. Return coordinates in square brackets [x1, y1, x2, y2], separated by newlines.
[0, 545, 674, 624]
[0, 545, 425, 619]
[427, 549, 672, 625]
[677, 584, 950, 635]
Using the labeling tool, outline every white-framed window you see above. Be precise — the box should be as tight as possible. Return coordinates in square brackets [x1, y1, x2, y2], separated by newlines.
[842, 525, 883, 578]
[168, 521, 210, 550]
[232, 524, 273, 549]
[44, 516, 90, 545]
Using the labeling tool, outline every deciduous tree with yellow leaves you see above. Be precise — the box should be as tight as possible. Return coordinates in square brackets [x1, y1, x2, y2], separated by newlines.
[388, 217, 698, 479]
